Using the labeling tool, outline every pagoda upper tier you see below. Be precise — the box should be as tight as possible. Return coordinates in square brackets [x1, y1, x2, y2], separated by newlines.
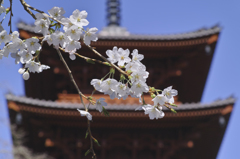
[18, 23, 220, 103]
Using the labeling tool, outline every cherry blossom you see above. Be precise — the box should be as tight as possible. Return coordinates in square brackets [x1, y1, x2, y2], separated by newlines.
[95, 98, 107, 112]
[70, 9, 89, 27]
[65, 25, 82, 40]
[163, 86, 178, 99]
[84, 27, 98, 45]
[25, 38, 41, 53]
[152, 94, 167, 106]
[116, 48, 131, 66]
[34, 19, 49, 35]
[131, 49, 144, 62]
[144, 105, 165, 120]
[77, 109, 92, 120]
[48, 7, 65, 20]
[90, 79, 103, 92]
[106, 46, 119, 63]
[0, 30, 10, 44]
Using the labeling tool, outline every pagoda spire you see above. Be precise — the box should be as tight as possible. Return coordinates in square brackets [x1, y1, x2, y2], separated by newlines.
[99, 0, 129, 36]
[107, 0, 121, 26]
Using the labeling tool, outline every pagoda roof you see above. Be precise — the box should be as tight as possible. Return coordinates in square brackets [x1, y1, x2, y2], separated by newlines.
[17, 22, 220, 41]
[6, 94, 234, 111]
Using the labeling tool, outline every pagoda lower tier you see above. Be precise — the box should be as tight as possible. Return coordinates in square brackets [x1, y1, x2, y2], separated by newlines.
[6, 94, 234, 159]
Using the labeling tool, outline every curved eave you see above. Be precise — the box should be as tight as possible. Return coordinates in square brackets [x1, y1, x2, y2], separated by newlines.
[6, 94, 235, 119]
[17, 22, 220, 44]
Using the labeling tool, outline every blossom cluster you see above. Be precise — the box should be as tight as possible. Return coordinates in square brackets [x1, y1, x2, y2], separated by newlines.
[0, 4, 179, 121]
[37, 7, 98, 60]
[0, 6, 99, 80]
[86, 47, 178, 120]
[0, 30, 50, 80]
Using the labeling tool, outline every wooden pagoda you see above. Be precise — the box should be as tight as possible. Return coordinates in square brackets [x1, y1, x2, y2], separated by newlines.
[6, 1, 235, 158]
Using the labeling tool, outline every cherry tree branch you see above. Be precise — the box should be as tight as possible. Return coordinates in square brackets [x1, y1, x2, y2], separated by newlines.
[86, 44, 129, 76]
[56, 48, 97, 158]
[88, 121, 97, 159]
[8, 0, 13, 33]
[55, 48, 87, 110]
[59, 47, 111, 66]
[19, 0, 36, 20]
[19, 0, 63, 25]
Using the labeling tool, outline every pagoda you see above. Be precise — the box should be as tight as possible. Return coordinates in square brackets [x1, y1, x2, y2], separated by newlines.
[6, 0, 235, 159]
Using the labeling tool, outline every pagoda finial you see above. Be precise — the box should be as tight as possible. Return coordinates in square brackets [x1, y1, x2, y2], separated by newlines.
[107, 0, 120, 26]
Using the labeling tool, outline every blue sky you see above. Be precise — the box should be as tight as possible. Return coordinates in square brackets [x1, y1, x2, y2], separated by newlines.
[0, 0, 240, 158]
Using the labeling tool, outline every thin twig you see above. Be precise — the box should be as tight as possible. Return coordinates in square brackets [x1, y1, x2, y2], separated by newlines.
[88, 120, 97, 159]
[56, 48, 97, 158]
[19, 0, 63, 25]
[59, 47, 110, 66]
[55, 48, 87, 110]
[8, 0, 13, 33]
[19, 0, 36, 20]
[86, 45, 129, 76]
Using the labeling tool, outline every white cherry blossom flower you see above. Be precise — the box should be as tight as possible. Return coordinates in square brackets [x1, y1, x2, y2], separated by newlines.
[90, 79, 103, 92]
[61, 18, 75, 31]
[116, 82, 129, 99]
[66, 25, 82, 40]
[77, 109, 92, 120]
[0, 30, 10, 44]
[65, 39, 81, 52]
[34, 19, 49, 35]
[104, 89, 117, 99]
[130, 81, 149, 97]
[83, 27, 98, 45]
[14, 38, 27, 51]
[163, 86, 178, 99]
[116, 48, 131, 66]
[66, 49, 76, 60]
[25, 38, 41, 53]
[25, 61, 41, 73]
[70, 9, 89, 27]
[144, 105, 165, 120]
[131, 70, 149, 83]
[10, 52, 21, 64]
[19, 50, 32, 64]
[106, 46, 119, 63]
[48, 7, 65, 20]
[51, 31, 68, 48]
[11, 31, 19, 42]
[2, 42, 18, 57]
[35, 13, 50, 25]
[95, 98, 107, 112]
[25, 61, 50, 73]
[100, 78, 118, 92]
[42, 35, 53, 46]
[125, 62, 141, 72]
[131, 49, 144, 62]
[152, 94, 167, 106]
[39, 64, 50, 72]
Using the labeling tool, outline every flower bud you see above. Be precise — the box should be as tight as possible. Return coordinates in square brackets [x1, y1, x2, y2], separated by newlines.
[23, 72, 30, 80]
[18, 68, 25, 74]
[110, 67, 115, 74]
[151, 93, 156, 99]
